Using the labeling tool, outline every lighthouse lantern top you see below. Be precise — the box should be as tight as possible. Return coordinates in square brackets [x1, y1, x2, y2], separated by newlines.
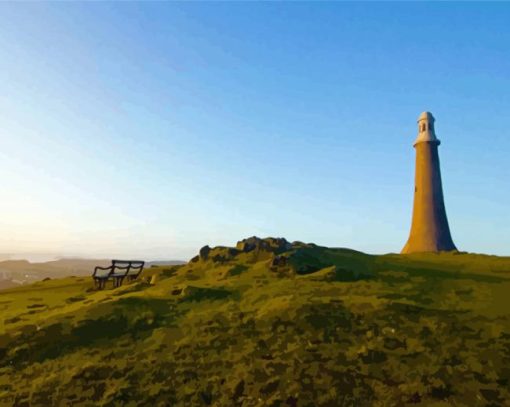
[413, 111, 440, 146]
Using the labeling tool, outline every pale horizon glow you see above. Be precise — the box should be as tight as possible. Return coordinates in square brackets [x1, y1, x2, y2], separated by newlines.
[1, 3, 509, 261]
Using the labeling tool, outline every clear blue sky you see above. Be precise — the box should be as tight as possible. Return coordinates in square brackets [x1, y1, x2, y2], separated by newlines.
[0, 3, 509, 260]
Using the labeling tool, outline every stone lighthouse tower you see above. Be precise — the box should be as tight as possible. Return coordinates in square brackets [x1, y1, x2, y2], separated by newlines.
[401, 112, 457, 254]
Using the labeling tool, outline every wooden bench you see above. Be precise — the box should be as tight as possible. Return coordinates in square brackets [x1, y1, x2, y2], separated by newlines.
[92, 260, 145, 289]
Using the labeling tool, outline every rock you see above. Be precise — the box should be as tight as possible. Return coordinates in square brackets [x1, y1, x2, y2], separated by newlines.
[270, 255, 287, 268]
[199, 245, 211, 260]
[210, 247, 238, 263]
[171, 288, 183, 295]
[236, 238, 257, 252]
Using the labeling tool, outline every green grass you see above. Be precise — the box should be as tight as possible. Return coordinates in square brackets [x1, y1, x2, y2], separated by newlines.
[1, 238, 510, 406]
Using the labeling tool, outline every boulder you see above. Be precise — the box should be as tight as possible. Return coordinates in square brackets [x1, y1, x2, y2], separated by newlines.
[270, 255, 287, 268]
[199, 245, 211, 260]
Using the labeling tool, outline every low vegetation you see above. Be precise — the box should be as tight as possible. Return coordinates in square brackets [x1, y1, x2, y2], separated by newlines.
[1, 237, 510, 406]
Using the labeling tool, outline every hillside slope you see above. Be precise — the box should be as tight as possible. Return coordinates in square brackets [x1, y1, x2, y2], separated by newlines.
[1, 237, 510, 406]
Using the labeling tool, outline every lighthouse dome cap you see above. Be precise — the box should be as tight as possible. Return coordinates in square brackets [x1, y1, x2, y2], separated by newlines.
[418, 111, 435, 122]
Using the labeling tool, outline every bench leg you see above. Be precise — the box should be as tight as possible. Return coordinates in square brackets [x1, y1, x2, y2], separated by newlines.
[113, 277, 124, 288]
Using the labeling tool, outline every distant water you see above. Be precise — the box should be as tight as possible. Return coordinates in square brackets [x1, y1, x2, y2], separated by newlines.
[0, 253, 59, 263]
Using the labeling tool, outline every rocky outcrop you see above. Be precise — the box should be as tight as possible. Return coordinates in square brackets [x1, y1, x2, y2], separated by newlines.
[189, 237, 296, 266]
[236, 236, 292, 254]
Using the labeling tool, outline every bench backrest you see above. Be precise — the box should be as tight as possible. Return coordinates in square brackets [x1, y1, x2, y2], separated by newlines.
[112, 260, 145, 277]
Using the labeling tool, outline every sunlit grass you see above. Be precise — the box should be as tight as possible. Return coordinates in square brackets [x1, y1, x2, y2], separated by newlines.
[1, 239, 510, 405]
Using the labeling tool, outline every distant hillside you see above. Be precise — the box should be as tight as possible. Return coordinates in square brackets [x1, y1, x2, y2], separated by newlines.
[1, 237, 510, 406]
[0, 258, 110, 287]
[0, 258, 185, 288]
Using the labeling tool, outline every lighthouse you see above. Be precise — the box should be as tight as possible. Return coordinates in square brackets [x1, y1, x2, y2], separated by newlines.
[401, 112, 457, 254]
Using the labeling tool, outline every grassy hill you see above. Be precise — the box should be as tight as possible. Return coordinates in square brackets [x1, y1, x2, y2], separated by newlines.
[1, 237, 510, 406]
